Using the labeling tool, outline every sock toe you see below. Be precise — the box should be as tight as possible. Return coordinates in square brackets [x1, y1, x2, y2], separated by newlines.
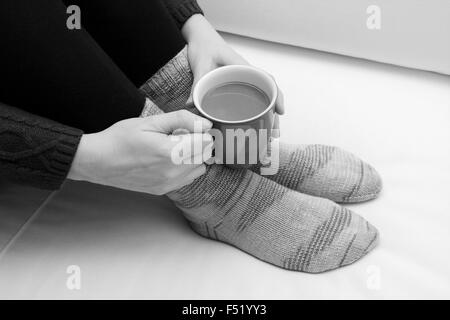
[357, 163, 382, 201]
[288, 145, 383, 204]
[340, 159, 383, 203]
[338, 218, 379, 269]
[302, 208, 379, 273]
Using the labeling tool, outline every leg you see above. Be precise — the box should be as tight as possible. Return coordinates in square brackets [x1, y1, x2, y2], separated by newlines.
[65, 0, 186, 87]
[65, 0, 194, 112]
[0, 0, 145, 133]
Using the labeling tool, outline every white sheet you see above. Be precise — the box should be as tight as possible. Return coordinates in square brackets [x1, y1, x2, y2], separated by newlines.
[198, 0, 450, 75]
[0, 34, 449, 299]
[0, 183, 51, 253]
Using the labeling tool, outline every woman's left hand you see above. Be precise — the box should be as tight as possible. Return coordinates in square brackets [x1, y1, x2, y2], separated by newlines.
[182, 14, 285, 116]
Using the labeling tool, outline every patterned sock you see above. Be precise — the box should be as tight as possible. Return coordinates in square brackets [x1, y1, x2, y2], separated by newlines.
[140, 47, 197, 115]
[168, 165, 378, 273]
[143, 98, 379, 273]
[255, 143, 382, 203]
[139, 61, 379, 274]
[140, 48, 382, 203]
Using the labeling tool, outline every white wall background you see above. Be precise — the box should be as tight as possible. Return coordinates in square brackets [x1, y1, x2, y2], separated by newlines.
[199, 0, 450, 75]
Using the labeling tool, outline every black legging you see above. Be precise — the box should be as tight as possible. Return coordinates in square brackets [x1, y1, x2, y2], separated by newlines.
[0, 0, 186, 133]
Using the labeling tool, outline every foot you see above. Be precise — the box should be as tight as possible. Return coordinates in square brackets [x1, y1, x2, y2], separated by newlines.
[256, 143, 383, 203]
[168, 165, 379, 273]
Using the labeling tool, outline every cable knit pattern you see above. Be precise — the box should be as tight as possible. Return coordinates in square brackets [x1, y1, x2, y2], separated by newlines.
[163, 0, 204, 28]
[0, 103, 82, 190]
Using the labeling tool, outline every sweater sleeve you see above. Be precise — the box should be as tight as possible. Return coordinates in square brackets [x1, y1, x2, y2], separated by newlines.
[0, 102, 83, 190]
[163, 0, 204, 28]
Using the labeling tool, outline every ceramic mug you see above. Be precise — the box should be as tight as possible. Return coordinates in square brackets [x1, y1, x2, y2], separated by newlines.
[193, 65, 278, 167]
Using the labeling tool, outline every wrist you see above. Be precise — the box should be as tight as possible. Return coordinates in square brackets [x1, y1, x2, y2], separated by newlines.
[182, 14, 218, 44]
[67, 133, 97, 182]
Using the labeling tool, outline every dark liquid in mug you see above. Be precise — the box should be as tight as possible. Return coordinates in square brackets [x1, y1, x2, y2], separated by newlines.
[201, 82, 270, 121]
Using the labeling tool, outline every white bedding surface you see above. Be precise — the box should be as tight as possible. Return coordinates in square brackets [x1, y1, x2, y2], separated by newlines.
[0, 34, 449, 299]
[0, 184, 51, 253]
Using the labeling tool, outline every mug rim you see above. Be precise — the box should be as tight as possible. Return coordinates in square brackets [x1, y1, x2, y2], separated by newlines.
[193, 65, 278, 124]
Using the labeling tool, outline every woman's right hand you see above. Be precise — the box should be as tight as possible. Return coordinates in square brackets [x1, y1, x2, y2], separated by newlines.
[67, 110, 213, 195]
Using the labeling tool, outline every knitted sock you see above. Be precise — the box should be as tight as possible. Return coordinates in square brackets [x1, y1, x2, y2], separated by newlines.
[256, 143, 382, 203]
[140, 69, 378, 274]
[140, 47, 382, 204]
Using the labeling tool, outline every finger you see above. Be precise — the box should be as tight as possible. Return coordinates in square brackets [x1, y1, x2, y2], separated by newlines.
[205, 156, 216, 165]
[275, 88, 285, 115]
[144, 110, 212, 134]
[272, 114, 280, 139]
[190, 133, 214, 164]
[200, 138, 214, 164]
[266, 74, 285, 115]
[169, 133, 213, 164]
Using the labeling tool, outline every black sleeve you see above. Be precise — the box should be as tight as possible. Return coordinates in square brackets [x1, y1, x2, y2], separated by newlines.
[0, 102, 83, 190]
[162, 0, 204, 28]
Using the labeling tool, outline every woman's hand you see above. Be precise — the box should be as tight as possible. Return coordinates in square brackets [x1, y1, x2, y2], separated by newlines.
[68, 110, 213, 195]
[182, 14, 285, 116]
[182, 15, 248, 88]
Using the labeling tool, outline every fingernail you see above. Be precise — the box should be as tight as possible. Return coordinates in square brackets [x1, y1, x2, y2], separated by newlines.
[204, 119, 213, 129]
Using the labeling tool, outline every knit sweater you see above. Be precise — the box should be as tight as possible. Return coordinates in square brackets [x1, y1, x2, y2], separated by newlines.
[0, 0, 202, 190]
[0, 102, 82, 190]
[163, 0, 204, 28]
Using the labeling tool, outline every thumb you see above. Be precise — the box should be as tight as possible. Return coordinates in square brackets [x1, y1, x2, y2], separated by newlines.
[143, 110, 212, 134]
